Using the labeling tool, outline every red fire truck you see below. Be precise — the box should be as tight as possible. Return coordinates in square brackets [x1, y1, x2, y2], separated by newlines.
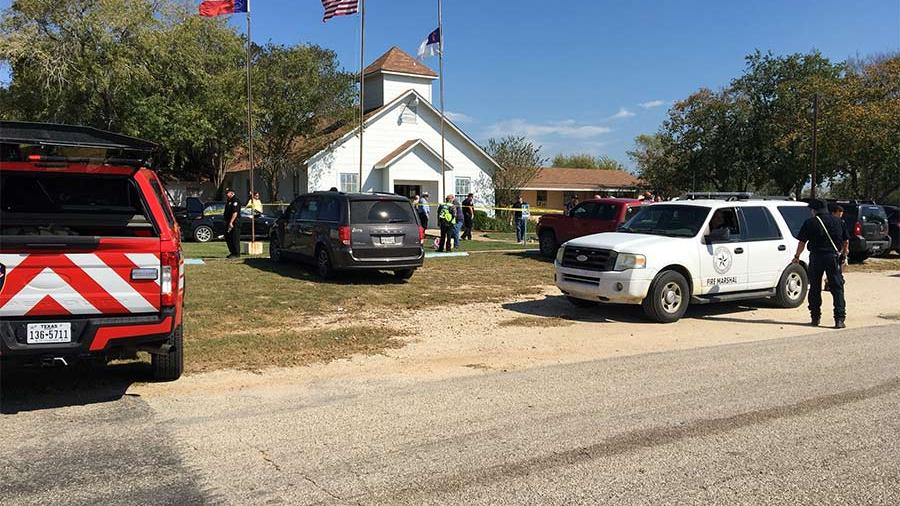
[0, 122, 184, 381]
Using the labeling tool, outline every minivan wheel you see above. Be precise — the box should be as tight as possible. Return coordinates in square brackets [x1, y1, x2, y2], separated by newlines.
[393, 269, 415, 280]
[642, 270, 689, 323]
[773, 264, 808, 308]
[269, 236, 284, 263]
[316, 247, 334, 279]
[539, 230, 558, 258]
[193, 225, 213, 243]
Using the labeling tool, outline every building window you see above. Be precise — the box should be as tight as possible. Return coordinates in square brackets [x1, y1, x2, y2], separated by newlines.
[536, 190, 547, 207]
[340, 173, 359, 193]
[454, 177, 471, 201]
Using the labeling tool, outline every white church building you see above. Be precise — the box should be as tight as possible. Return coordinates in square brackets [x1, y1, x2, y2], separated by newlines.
[226, 47, 499, 206]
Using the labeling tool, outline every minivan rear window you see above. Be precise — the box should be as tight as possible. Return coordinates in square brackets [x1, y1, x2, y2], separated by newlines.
[0, 171, 157, 237]
[350, 200, 416, 224]
[777, 206, 809, 239]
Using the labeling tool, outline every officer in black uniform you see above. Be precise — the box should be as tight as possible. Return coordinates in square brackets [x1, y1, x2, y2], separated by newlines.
[223, 188, 242, 259]
[792, 199, 849, 328]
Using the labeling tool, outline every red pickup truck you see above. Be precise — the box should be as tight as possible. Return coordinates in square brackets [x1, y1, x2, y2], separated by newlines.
[537, 198, 645, 258]
[0, 122, 185, 381]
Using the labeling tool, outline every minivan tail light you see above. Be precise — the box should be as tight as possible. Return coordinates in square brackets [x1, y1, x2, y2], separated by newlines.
[418, 226, 425, 245]
[853, 222, 862, 237]
[339, 225, 351, 246]
[160, 250, 181, 307]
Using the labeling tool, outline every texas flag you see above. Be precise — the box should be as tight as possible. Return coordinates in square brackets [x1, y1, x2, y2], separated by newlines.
[199, 0, 248, 17]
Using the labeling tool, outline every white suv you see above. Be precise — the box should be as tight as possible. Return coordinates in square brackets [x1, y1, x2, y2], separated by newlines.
[554, 200, 812, 323]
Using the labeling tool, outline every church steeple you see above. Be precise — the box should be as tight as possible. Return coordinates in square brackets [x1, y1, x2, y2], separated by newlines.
[363, 47, 438, 111]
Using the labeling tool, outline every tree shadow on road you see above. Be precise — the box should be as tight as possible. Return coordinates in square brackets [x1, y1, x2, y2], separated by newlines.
[0, 361, 147, 415]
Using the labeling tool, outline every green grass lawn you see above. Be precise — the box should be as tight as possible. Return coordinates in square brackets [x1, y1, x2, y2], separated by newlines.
[181, 250, 554, 373]
[182, 238, 534, 259]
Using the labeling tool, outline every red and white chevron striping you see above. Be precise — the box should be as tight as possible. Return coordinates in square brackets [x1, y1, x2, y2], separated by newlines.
[0, 253, 161, 317]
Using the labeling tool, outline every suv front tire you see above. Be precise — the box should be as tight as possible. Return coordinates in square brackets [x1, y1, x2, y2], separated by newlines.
[642, 270, 690, 323]
[773, 264, 808, 308]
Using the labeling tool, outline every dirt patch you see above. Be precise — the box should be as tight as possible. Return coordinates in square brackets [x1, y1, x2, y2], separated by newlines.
[186, 325, 407, 373]
[846, 257, 900, 273]
[498, 316, 574, 328]
[879, 313, 900, 321]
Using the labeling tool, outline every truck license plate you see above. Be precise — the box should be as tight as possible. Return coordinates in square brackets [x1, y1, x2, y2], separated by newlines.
[26, 323, 72, 344]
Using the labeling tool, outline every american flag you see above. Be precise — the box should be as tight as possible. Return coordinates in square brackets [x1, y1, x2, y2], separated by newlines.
[321, 0, 358, 22]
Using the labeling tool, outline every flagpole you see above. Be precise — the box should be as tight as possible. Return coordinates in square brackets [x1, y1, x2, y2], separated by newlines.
[358, 0, 366, 192]
[246, 0, 256, 244]
[438, 0, 446, 199]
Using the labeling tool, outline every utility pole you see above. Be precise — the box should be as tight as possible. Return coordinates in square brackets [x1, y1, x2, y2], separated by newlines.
[810, 93, 818, 199]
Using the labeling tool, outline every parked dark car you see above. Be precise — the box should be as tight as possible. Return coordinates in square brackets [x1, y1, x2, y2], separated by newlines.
[830, 200, 891, 262]
[269, 191, 425, 279]
[174, 196, 275, 242]
[883, 205, 900, 255]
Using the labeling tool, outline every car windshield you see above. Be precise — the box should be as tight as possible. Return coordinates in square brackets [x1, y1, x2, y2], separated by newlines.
[619, 204, 710, 237]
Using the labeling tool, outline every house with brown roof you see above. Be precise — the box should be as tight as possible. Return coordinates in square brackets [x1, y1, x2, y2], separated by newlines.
[225, 47, 499, 206]
[519, 167, 642, 210]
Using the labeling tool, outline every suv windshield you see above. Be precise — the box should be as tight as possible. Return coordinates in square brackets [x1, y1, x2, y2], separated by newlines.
[350, 199, 416, 224]
[620, 204, 710, 237]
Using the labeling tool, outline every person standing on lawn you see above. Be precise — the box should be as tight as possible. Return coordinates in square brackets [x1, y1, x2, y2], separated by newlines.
[437, 195, 456, 252]
[452, 196, 464, 248]
[223, 188, 242, 259]
[462, 193, 475, 240]
[246, 191, 263, 214]
[417, 192, 431, 230]
[512, 196, 530, 244]
[565, 195, 579, 214]
[792, 199, 848, 328]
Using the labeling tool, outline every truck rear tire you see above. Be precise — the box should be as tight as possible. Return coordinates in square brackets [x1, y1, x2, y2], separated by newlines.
[539, 230, 558, 259]
[642, 270, 689, 323]
[151, 325, 183, 382]
[773, 264, 808, 308]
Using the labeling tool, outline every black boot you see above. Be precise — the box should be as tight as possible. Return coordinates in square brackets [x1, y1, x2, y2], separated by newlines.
[834, 319, 846, 329]
[811, 316, 820, 326]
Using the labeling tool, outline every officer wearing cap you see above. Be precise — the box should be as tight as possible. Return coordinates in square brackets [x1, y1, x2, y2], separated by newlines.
[223, 188, 242, 259]
[792, 199, 849, 328]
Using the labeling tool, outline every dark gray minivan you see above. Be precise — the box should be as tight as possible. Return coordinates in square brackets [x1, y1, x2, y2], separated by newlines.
[269, 191, 425, 279]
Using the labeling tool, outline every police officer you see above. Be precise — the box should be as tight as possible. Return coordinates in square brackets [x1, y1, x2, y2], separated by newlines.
[223, 188, 242, 259]
[792, 199, 849, 328]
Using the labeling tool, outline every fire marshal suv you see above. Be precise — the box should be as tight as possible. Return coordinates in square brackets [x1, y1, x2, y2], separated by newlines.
[554, 199, 812, 323]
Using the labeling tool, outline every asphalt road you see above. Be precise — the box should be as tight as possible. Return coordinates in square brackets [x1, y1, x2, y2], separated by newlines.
[2, 324, 898, 505]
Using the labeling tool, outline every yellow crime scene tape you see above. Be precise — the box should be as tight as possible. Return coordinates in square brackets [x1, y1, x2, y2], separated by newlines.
[259, 202, 565, 215]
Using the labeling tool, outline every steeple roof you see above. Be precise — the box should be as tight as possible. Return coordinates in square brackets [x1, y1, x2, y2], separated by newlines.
[364, 47, 438, 78]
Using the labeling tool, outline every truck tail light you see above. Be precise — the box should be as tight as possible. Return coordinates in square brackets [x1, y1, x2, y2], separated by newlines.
[418, 226, 425, 245]
[853, 222, 862, 237]
[339, 225, 351, 246]
[160, 250, 181, 307]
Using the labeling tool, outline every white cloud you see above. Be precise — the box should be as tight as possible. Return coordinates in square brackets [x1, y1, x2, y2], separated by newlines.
[444, 111, 474, 123]
[608, 107, 635, 120]
[485, 119, 611, 140]
[639, 100, 667, 109]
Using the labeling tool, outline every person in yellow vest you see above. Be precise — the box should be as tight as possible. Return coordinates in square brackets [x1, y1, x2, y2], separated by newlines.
[437, 195, 457, 252]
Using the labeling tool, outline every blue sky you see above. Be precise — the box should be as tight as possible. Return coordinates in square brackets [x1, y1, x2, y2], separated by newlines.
[2, 0, 898, 168]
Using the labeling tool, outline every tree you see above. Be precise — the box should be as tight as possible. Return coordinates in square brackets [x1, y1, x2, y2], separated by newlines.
[628, 133, 683, 199]
[0, 0, 245, 186]
[731, 50, 844, 198]
[252, 43, 355, 200]
[482, 136, 547, 210]
[551, 153, 626, 171]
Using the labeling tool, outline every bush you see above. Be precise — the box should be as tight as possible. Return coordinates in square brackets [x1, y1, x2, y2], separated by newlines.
[473, 210, 515, 232]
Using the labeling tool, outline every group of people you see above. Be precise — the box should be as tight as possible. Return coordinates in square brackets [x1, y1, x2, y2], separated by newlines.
[415, 192, 475, 252]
